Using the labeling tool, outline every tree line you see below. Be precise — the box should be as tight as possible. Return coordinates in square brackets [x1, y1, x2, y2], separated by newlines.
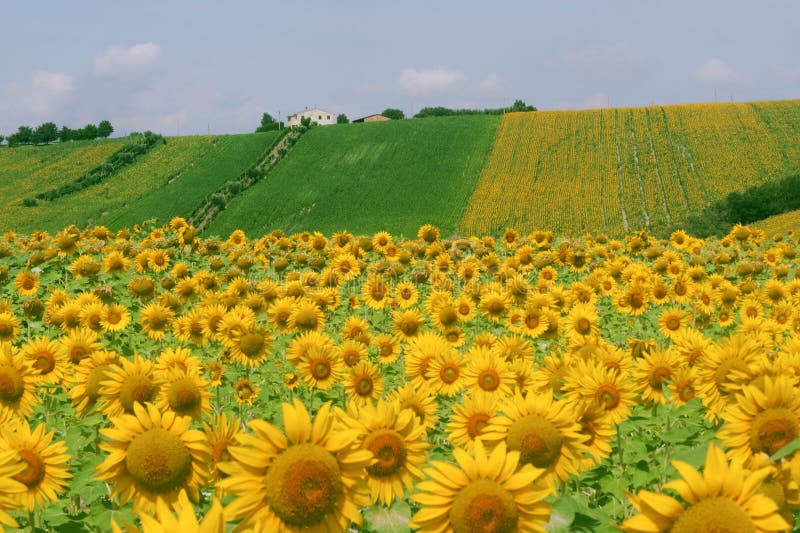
[0, 121, 114, 147]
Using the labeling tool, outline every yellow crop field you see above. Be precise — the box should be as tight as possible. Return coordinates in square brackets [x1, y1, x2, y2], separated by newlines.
[459, 100, 800, 237]
[753, 209, 800, 237]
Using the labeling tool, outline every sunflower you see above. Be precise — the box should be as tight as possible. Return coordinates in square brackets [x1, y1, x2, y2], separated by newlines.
[425, 346, 466, 397]
[96, 402, 211, 514]
[100, 354, 160, 417]
[390, 382, 439, 432]
[78, 302, 105, 332]
[613, 283, 650, 316]
[338, 339, 368, 367]
[101, 303, 131, 333]
[410, 440, 551, 532]
[563, 302, 599, 344]
[574, 401, 616, 469]
[220, 400, 373, 531]
[340, 399, 429, 506]
[285, 330, 336, 366]
[362, 275, 390, 310]
[69, 350, 120, 416]
[392, 308, 426, 339]
[667, 366, 700, 406]
[510, 303, 550, 338]
[224, 324, 273, 368]
[233, 378, 260, 405]
[718, 375, 800, 464]
[288, 298, 325, 333]
[155, 368, 212, 421]
[341, 316, 371, 343]
[529, 351, 573, 396]
[0, 344, 40, 418]
[298, 346, 343, 391]
[696, 334, 761, 419]
[393, 281, 419, 309]
[13, 271, 39, 297]
[672, 328, 712, 367]
[372, 334, 401, 365]
[155, 347, 203, 376]
[417, 224, 440, 243]
[204, 412, 244, 485]
[479, 290, 511, 322]
[344, 360, 384, 406]
[103, 251, 131, 274]
[0, 312, 20, 343]
[562, 360, 637, 425]
[658, 306, 687, 339]
[120, 490, 224, 533]
[148, 249, 171, 272]
[139, 302, 174, 340]
[447, 392, 501, 450]
[0, 448, 25, 527]
[632, 347, 681, 405]
[483, 391, 587, 489]
[620, 443, 789, 532]
[0, 421, 71, 513]
[462, 346, 515, 400]
[19, 335, 67, 386]
[267, 297, 295, 333]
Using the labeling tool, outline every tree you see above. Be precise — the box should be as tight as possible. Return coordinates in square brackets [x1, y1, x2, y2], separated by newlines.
[0, 135, 4, 146]
[59, 126, 75, 142]
[510, 99, 537, 112]
[80, 123, 99, 140]
[13, 125, 34, 145]
[336, 113, 349, 124]
[256, 112, 279, 132]
[381, 108, 405, 120]
[34, 122, 59, 144]
[98, 120, 114, 138]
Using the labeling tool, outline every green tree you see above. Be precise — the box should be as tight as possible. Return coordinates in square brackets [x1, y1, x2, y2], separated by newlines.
[381, 108, 405, 120]
[98, 120, 114, 138]
[336, 113, 349, 124]
[0, 135, 4, 145]
[510, 99, 537, 112]
[256, 112, 279, 132]
[34, 122, 59, 144]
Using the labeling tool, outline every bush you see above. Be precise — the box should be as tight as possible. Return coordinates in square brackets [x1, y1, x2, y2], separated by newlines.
[210, 193, 227, 209]
[21, 197, 37, 207]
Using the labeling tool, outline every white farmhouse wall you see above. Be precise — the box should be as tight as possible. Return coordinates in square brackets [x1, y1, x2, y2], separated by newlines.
[287, 108, 335, 127]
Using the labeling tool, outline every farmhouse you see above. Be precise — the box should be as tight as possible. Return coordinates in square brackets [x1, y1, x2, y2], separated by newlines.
[287, 108, 335, 127]
[352, 114, 391, 123]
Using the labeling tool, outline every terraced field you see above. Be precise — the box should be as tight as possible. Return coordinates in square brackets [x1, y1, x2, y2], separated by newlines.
[458, 100, 800, 237]
[207, 116, 499, 238]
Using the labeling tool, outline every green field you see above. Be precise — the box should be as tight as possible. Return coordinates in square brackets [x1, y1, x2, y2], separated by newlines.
[206, 116, 499, 238]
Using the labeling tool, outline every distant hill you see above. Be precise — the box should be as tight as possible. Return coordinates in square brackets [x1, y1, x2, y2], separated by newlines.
[1, 99, 798, 238]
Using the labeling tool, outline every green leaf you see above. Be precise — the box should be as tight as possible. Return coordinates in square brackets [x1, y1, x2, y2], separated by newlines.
[545, 496, 576, 533]
[362, 500, 412, 533]
[671, 441, 710, 469]
[770, 437, 800, 461]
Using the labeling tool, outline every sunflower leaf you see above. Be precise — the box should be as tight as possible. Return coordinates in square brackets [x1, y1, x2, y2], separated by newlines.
[545, 495, 576, 533]
[362, 500, 412, 533]
[770, 437, 800, 461]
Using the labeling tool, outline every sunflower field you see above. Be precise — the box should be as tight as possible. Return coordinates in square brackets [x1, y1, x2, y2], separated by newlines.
[459, 100, 800, 238]
[0, 220, 799, 532]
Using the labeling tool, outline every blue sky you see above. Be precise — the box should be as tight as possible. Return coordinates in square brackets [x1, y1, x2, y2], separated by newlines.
[1, 0, 799, 136]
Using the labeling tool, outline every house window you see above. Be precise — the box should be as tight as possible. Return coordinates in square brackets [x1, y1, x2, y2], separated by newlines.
[318, 115, 322, 120]
[327, 115, 330, 120]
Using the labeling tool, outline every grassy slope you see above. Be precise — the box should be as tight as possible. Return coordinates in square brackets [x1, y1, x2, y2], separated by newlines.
[104, 132, 280, 230]
[0, 140, 127, 233]
[206, 116, 499, 239]
[458, 100, 800, 237]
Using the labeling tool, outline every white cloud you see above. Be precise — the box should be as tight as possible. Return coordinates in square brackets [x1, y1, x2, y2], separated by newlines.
[398, 68, 465, 95]
[694, 58, 745, 85]
[561, 42, 647, 71]
[93, 43, 160, 79]
[480, 72, 505, 93]
[32, 71, 74, 94]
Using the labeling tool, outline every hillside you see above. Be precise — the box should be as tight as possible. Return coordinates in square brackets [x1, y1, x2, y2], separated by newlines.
[752, 209, 800, 237]
[2, 132, 280, 234]
[459, 100, 800, 237]
[206, 115, 499, 238]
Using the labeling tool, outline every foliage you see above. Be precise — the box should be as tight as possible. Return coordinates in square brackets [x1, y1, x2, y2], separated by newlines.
[413, 100, 535, 118]
[7, 121, 115, 146]
[255, 112, 280, 132]
[207, 115, 500, 238]
[381, 108, 405, 120]
[336, 113, 349, 124]
[685, 173, 800, 237]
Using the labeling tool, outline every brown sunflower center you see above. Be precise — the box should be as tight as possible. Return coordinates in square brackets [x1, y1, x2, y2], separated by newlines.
[524, 313, 541, 330]
[666, 317, 681, 331]
[440, 364, 460, 384]
[13, 449, 46, 488]
[126, 428, 193, 494]
[354, 375, 373, 396]
[671, 496, 755, 533]
[294, 308, 320, 330]
[506, 414, 563, 469]
[365, 430, 407, 477]
[0, 366, 24, 403]
[751, 408, 799, 456]
[167, 378, 202, 415]
[596, 385, 621, 410]
[119, 374, 157, 413]
[311, 359, 331, 380]
[265, 443, 343, 528]
[86, 365, 112, 403]
[68, 344, 91, 364]
[34, 351, 56, 373]
[239, 333, 265, 358]
[575, 317, 592, 335]
[439, 307, 458, 327]
[211, 440, 231, 464]
[450, 479, 519, 533]
[468, 413, 491, 439]
[649, 366, 672, 390]
[478, 370, 500, 392]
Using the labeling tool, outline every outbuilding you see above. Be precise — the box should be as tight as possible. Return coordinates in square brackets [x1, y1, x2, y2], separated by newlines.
[352, 114, 391, 123]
